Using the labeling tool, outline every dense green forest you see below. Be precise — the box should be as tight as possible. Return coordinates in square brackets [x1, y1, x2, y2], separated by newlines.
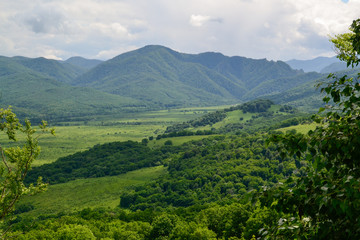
[7, 133, 297, 239]
[25, 141, 177, 184]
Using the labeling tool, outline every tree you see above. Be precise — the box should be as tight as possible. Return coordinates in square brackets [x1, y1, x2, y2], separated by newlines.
[0, 107, 54, 236]
[258, 18, 360, 239]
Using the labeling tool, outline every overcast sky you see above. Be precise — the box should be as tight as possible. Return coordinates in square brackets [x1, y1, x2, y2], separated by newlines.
[0, 0, 359, 61]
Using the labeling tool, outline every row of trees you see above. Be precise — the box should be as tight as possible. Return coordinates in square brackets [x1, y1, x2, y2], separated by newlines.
[25, 141, 179, 185]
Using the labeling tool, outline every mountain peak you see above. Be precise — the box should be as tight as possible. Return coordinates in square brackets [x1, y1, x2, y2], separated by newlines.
[65, 56, 103, 70]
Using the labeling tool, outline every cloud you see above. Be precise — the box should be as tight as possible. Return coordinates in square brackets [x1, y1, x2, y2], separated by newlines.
[24, 9, 66, 34]
[189, 15, 223, 27]
[0, 0, 359, 60]
[189, 15, 211, 27]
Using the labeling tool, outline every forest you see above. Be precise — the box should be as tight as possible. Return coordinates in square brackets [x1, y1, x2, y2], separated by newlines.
[0, 19, 360, 240]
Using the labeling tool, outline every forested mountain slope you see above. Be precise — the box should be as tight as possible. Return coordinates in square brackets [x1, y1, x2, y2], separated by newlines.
[65, 56, 103, 71]
[11, 56, 86, 84]
[267, 68, 360, 112]
[74, 45, 323, 108]
[0, 46, 326, 121]
[0, 56, 143, 121]
[286, 56, 340, 72]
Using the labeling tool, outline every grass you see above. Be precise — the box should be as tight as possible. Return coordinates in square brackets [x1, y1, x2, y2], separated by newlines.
[18, 166, 167, 217]
[279, 122, 317, 134]
[35, 124, 164, 165]
[0, 106, 227, 166]
[148, 135, 217, 148]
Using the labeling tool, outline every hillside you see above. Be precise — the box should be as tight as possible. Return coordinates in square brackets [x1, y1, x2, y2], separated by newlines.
[267, 68, 360, 112]
[286, 56, 340, 72]
[74, 45, 321, 108]
[65, 56, 103, 71]
[12, 56, 86, 84]
[0, 46, 326, 121]
[0, 56, 143, 122]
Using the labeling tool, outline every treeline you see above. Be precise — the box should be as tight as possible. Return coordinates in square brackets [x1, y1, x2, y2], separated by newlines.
[25, 141, 179, 185]
[164, 99, 275, 134]
[120, 134, 299, 210]
[8, 203, 278, 239]
[156, 129, 214, 139]
[165, 110, 226, 133]
[217, 113, 310, 135]
[237, 99, 273, 113]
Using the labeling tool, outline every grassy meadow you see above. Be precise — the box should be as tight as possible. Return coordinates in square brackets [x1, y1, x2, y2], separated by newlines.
[18, 166, 167, 217]
[279, 122, 317, 134]
[4, 106, 230, 218]
[8, 103, 310, 220]
[0, 106, 226, 166]
[148, 135, 217, 147]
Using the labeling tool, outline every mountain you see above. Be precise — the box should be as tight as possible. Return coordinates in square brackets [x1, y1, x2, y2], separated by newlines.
[0, 56, 143, 122]
[319, 62, 360, 73]
[267, 68, 360, 112]
[65, 56, 103, 71]
[74, 45, 320, 108]
[11, 56, 86, 84]
[286, 56, 340, 72]
[0, 45, 328, 120]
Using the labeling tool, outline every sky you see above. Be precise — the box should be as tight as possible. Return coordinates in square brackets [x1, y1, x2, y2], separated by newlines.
[0, 0, 359, 61]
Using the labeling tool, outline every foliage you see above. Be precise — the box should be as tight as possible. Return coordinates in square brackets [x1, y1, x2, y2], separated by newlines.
[331, 19, 360, 67]
[163, 100, 310, 137]
[25, 141, 178, 185]
[165, 110, 227, 133]
[239, 99, 273, 113]
[7, 203, 279, 240]
[15, 167, 166, 217]
[120, 134, 296, 211]
[0, 107, 53, 236]
[258, 18, 360, 239]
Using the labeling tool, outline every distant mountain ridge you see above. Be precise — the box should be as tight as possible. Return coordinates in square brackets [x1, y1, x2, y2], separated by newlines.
[11, 56, 86, 84]
[74, 45, 322, 108]
[0, 55, 142, 122]
[286, 56, 345, 73]
[65, 57, 103, 70]
[0, 45, 330, 121]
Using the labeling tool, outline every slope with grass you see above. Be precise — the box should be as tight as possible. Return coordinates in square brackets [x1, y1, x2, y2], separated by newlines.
[18, 166, 167, 216]
[12, 56, 86, 84]
[25, 141, 177, 185]
[0, 56, 144, 121]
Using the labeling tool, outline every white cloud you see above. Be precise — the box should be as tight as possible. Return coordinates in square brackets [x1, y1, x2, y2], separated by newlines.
[0, 0, 359, 60]
[189, 15, 211, 27]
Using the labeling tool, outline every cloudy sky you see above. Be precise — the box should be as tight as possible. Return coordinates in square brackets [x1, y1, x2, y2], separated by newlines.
[0, 0, 359, 61]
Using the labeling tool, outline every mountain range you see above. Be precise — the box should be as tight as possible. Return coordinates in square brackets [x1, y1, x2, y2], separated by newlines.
[1, 45, 353, 121]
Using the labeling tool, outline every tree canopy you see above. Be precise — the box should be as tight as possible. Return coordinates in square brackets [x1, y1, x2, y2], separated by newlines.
[0, 107, 54, 237]
[258, 18, 360, 239]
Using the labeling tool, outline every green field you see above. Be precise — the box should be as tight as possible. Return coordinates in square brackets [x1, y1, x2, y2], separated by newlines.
[18, 166, 167, 217]
[148, 135, 217, 147]
[7, 103, 307, 220]
[0, 106, 226, 166]
[279, 122, 317, 134]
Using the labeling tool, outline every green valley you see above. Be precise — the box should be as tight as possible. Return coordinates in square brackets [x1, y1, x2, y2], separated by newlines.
[2, 18, 360, 240]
